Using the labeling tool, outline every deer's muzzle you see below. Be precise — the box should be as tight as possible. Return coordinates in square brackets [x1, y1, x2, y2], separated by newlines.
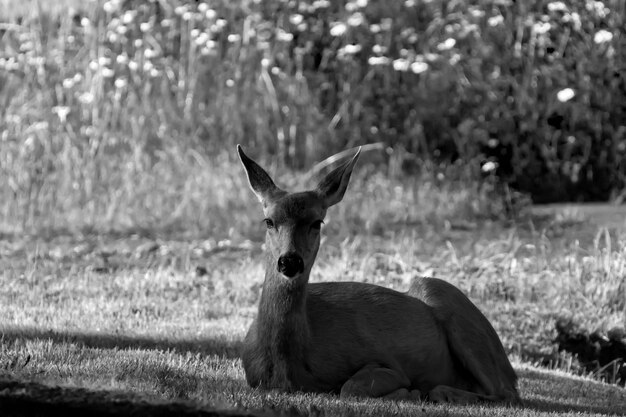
[277, 253, 304, 278]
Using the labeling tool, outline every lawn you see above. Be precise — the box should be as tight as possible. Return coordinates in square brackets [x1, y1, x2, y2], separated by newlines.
[2, 199, 626, 415]
[1, 0, 625, 415]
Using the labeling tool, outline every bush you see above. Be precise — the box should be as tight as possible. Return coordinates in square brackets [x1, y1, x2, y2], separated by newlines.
[0, 0, 624, 234]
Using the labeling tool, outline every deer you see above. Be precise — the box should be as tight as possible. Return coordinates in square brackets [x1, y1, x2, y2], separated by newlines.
[237, 145, 520, 404]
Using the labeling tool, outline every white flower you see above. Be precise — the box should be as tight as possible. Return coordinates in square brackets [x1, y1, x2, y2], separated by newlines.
[114, 78, 127, 89]
[52, 106, 70, 123]
[488, 15, 503, 27]
[347, 12, 364, 27]
[338, 44, 362, 57]
[354, 0, 368, 8]
[533, 22, 551, 35]
[227, 33, 241, 42]
[289, 14, 304, 26]
[594, 29, 613, 44]
[330, 22, 347, 37]
[547, 2, 568, 12]
[410, 61, 428, 74]
[372, 44, 387, 54]
[78, 92, 95, 104]
[437, 38, 456, 51]
[368, 56, 390, 66]
[557, 88, 575, 102]
[482, 161, 498, 173]
[276, 30, 294, 42]
[393, 58, 410, 72]
[101, 67, 115, 78]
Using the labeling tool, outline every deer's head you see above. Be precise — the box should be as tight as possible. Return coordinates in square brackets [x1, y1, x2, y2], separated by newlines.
[238, 145, 360, 281]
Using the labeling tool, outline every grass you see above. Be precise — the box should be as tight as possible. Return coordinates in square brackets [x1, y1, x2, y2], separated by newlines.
[2, 204, 626, 415]
[1, 0, 625, 415]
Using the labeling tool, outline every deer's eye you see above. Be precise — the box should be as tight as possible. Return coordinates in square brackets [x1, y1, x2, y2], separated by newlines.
[311, 220, 324, 230]
[263, 218, 275, 229]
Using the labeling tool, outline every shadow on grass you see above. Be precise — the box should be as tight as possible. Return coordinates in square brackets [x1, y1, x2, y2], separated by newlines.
[517, 367, 626, 416]
[0, 377, 257, 417]
[0, 327, 241, 359]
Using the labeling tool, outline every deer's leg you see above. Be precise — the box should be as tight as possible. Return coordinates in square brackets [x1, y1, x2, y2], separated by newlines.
[340, 364, 420, 400]
[428, 385, 500, 404]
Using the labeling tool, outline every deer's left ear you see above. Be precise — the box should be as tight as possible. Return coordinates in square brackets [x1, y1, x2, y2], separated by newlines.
[316, 147, 361, 208]
[237, 145, 284, 206]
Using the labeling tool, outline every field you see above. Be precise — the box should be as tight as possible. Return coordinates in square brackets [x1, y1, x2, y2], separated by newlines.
[1, 0, 626, 416]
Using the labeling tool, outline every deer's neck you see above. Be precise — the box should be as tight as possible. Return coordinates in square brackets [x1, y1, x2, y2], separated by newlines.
[256, 258, 311, 388]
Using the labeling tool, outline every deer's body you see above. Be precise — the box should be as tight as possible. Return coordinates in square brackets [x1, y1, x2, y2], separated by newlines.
[237, 146, 520, 404]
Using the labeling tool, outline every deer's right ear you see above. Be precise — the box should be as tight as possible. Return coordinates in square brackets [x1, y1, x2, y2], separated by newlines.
[237, 145, 281, 205]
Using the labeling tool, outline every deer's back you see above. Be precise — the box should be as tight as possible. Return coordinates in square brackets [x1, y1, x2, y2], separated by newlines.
[303, 281, 456, 391]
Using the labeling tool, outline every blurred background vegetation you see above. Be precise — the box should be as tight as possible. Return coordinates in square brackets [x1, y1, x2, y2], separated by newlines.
[0, 0, 624, 236]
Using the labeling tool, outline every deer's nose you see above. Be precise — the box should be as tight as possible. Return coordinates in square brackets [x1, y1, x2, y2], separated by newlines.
[277, 253, 304, 278]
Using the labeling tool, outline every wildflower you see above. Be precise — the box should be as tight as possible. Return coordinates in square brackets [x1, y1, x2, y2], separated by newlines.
[98, 56, 111, 66]
[103, 0, 121, 13]
[62, 78, 75, 89]
[338, 44, 362, 56]
[122, 10, 136, 24]
[101, 67, 115, 78]
[311, 0, 330, 10]
[140, 22, 152, 32]
[594, 30, 613, 44]
[73, 73, 83, 83]
[276, 30, 294, 42]
[533, 22, 551, 35]
[205, 9, 217, 20]
[134, 39, 143, 48]
[437, 38, 456, 51]
[149, 68, 160, 77]
[354, 0, 368, 7]
[347, 12, 364, 27]
[81, 17, 91, 27]
[393, 58, 410, 71]
[190, 28, 200, 38]
[197, 3, 209, 13]
[547, 2, 567, 12]
[214, 19, 228, 30]
[557, 88, 575, 102]
[487, 15, 503, 27]
[161, 19, 172, 28]
[289, 14, 304, 26]
[228, 33, 241, 42]
[116, 54, 129, 65]
[368, 56, 390, 66]
[52, 106, 70, 123]
[114, 78, 127, 89]
[182, 12, 193, 21]
[410, 61, 428, 74]
[330, 22, 347, 37]
[482, 161, 498, 173]
[226, 79, 235, 87]
[88, 60, 99, 71]
[174, 6, 187, 16]
[116, 25, 128, 35]
[372, 44, 387, 54]
[370, 24, 381, 33]
[195, 32, 210, 46]
[469, 9, 485, 18]
[128, 60, 139, 71]
[405, 0, 416, 6]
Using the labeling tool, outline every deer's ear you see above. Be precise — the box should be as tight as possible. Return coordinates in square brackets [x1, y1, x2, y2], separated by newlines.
[316, 147, 361, 208]
[237, 145, 282, 205]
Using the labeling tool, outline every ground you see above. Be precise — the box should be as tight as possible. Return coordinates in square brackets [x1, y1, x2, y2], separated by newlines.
[1, 204, 625, 416]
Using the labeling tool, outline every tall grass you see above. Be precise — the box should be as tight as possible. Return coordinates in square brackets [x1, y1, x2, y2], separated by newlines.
[0, 0, 623, 235]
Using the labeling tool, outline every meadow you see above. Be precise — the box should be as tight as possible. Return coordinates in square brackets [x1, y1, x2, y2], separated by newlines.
[1, 0, 626, 415]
